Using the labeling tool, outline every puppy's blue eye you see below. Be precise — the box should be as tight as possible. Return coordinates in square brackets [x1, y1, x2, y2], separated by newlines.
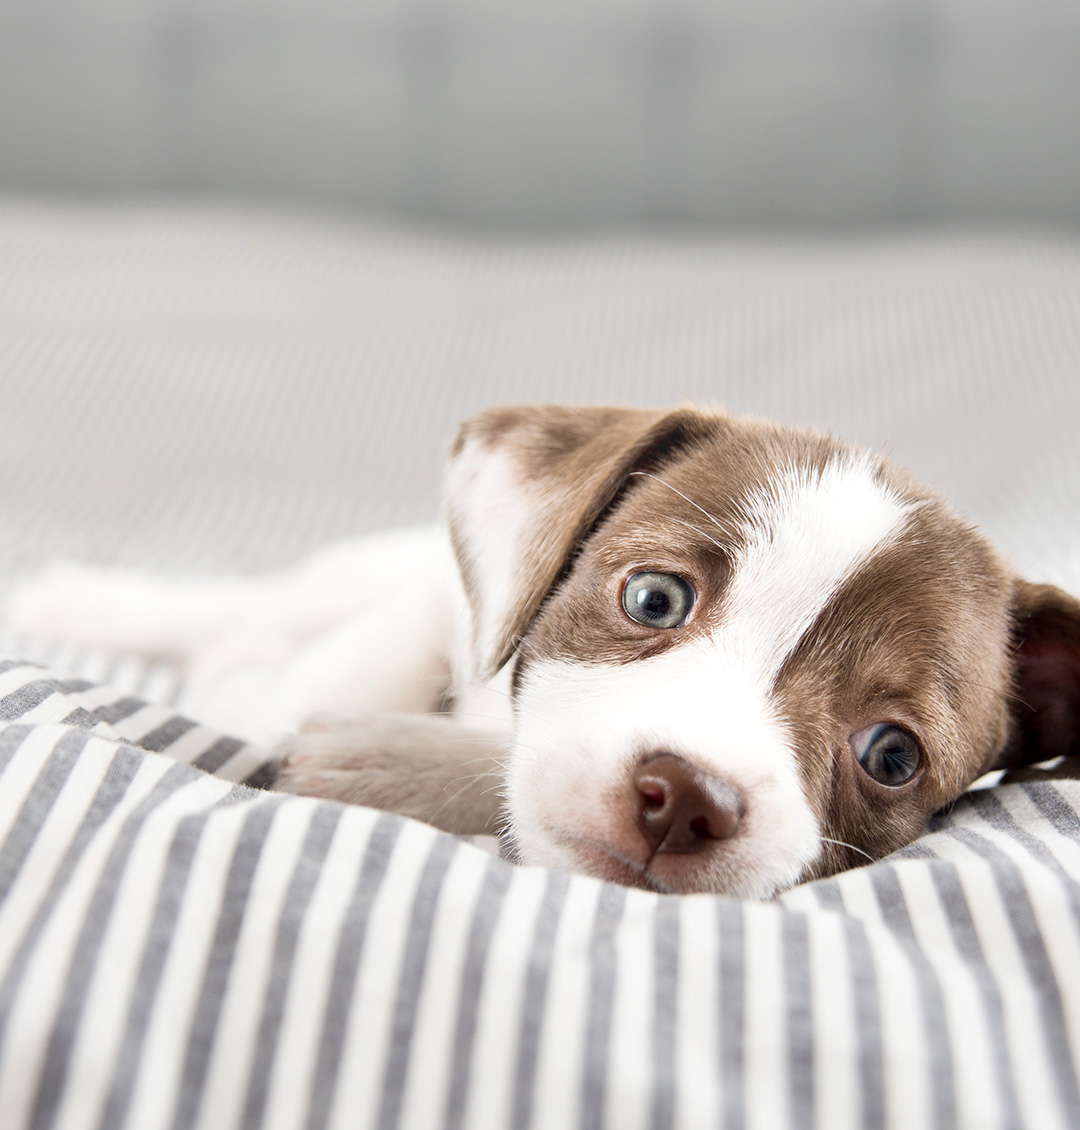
[850, 723, 921, 786]
[622, 572, 694, 629]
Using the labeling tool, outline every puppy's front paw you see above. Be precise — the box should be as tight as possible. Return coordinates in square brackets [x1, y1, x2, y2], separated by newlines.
[273, 712, 506, 835]
[275, 720, 408, 809]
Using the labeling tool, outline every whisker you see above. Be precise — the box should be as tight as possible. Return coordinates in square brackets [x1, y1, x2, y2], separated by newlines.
[425, 708, 513, 728]
[450, 682, 514, 701]
[820, 836, 876, 865]
[961, 681, 1031, 710]
[629, 471, 727, 532]
[440, 754, 508, 773]
[428, 770, 502, 822]
[671, 517, 729, 553]
[444, 738, 510, 751]
[511, 635, 545, 660]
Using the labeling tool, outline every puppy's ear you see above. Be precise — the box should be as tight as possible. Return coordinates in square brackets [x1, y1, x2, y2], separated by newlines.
[446, 404, 714, 680]
[997, 580, 1080, 775]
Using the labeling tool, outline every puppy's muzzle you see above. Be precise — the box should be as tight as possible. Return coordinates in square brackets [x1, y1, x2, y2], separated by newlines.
[633, 753, 743, 854]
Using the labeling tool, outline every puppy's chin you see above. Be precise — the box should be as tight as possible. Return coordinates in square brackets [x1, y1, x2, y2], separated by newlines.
[511, 826, 813, 900]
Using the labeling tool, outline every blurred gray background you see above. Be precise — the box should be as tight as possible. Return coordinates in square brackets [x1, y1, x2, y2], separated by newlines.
[4, 0, 1080, 229]
[0, 0, 1078, 593]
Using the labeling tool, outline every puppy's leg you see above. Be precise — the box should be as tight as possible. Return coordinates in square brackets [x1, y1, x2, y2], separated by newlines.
[2, 563, 275, 657]
[274, 712, 509, 835]
[2, 527, 464, 745]
[2, 526, 446, 658]
[178, 575, 462, 742]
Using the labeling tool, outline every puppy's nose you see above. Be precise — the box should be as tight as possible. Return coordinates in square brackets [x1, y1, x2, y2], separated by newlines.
[633, 753, 742, 854]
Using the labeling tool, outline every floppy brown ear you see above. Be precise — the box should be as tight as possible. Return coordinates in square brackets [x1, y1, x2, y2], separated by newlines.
[997, 579, 1080, 776]
[445, 403, 717, 681]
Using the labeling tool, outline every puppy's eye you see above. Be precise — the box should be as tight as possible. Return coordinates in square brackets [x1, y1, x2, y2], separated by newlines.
[622, 572, 695, 629]
[850, 723, 921, 786]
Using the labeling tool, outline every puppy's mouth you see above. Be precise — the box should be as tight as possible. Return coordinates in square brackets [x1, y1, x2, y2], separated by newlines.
[551, 832, 677, 894]
[543, 821, 805, 899]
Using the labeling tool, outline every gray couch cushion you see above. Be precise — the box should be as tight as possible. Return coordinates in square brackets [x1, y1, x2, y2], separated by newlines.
[2, 2, 1080, 227]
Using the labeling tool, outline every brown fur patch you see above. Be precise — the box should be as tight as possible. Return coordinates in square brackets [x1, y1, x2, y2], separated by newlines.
[773, 501, 1015, 874]
[449, 405, 725, 677]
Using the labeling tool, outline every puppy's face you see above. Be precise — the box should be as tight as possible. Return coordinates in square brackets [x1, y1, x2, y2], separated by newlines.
[448, 406, 1080, 898]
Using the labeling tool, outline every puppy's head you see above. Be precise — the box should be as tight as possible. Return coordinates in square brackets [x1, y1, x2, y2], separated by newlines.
[447, 405, 1080, 898]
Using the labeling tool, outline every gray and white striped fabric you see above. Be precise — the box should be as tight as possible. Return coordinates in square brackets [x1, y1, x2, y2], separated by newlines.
[1, 657, 1078, 1130]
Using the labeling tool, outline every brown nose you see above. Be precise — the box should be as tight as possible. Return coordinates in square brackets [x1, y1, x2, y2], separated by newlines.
[633, 753, 743, 854]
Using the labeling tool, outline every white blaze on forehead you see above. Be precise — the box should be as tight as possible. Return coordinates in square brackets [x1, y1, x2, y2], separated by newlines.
[723, 455, 916, 685]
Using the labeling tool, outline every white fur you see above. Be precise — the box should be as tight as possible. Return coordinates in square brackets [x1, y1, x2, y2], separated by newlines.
[4, 527, 470, 743]
[510, 647, 816, 898]
[4, 527, 446, 654]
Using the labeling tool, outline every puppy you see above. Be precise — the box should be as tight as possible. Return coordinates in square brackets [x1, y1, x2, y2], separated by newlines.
[7, 405, 1080, 899]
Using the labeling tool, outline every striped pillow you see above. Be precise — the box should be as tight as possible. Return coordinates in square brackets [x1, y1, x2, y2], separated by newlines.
[0, 657, 1077, 1129]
